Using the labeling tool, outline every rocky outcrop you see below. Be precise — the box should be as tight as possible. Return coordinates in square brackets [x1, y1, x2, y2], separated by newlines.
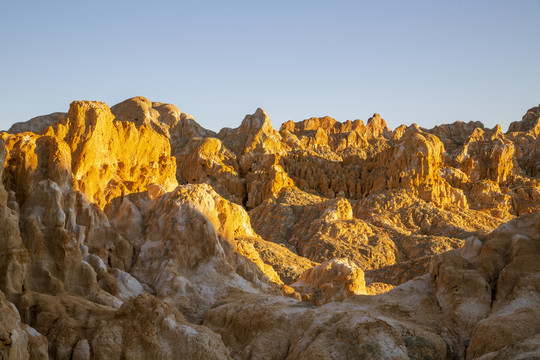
[219, 108, 284, 159]
[0, 290, 48, 360]
[203, 211, 540, 360]
[17, 292, 231, 360]
[291, 258, 367, 305]
[58, 101, 178, 207]
[508, 104, 540, 135]
[217, 108, 293, 209]
[2, 97, 540, 359]
[176, 137, 246, 204]
[124, 184, 279, 321]
[110, 96, 216, 150]
[204, 279, 448, 359]
[432, 212, 540, 359]
[2, 101, 178, 209]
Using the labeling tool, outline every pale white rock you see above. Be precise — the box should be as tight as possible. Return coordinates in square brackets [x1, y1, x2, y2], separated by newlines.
[109, 268, 146, 300]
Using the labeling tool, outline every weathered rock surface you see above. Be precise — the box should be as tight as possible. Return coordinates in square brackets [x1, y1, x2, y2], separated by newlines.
[0, 290, 48, 360]
[2, 100, 178, 209]
[291, 258, 367, 305]
[1, 98, 540, 359]
[204, 212, 540, 359]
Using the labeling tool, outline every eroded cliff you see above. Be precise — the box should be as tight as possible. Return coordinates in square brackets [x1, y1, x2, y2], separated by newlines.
[1, 97, 539, 359]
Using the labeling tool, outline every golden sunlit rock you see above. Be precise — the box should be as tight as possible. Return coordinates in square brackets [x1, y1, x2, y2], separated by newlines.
[1, 97, 540, 359]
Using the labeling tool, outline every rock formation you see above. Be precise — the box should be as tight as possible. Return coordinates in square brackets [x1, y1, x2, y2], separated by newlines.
[1, 97, 539, 359]
[290, 258, 367, 305]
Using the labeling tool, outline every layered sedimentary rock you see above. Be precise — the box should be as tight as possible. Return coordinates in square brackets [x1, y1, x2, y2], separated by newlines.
[1, 97, 540, 359]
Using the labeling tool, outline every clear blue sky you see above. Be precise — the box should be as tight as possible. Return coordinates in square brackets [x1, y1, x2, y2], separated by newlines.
[1, 0, 539, 132]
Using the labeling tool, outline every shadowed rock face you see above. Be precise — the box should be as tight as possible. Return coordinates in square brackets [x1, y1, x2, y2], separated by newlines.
[1, 97, 540, 359]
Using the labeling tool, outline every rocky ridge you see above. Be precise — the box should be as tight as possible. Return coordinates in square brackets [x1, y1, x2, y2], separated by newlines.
[0, 97, 539, 359]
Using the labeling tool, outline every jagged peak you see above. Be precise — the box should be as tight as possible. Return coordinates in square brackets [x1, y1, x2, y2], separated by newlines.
[279, 116, 365, 136]
[239, 107, 273, 132]
[491, 124, 503, 137]
[216, 108, 283, 159]
[470, 127, 486, 139]
[365, 113, 389, 138]
[426, 120, 485, 135]
[391, 124, 407, 140]
[523, 104, 540, 118]
[507, 104, 540, 135]
[367, 113, 381, 123]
